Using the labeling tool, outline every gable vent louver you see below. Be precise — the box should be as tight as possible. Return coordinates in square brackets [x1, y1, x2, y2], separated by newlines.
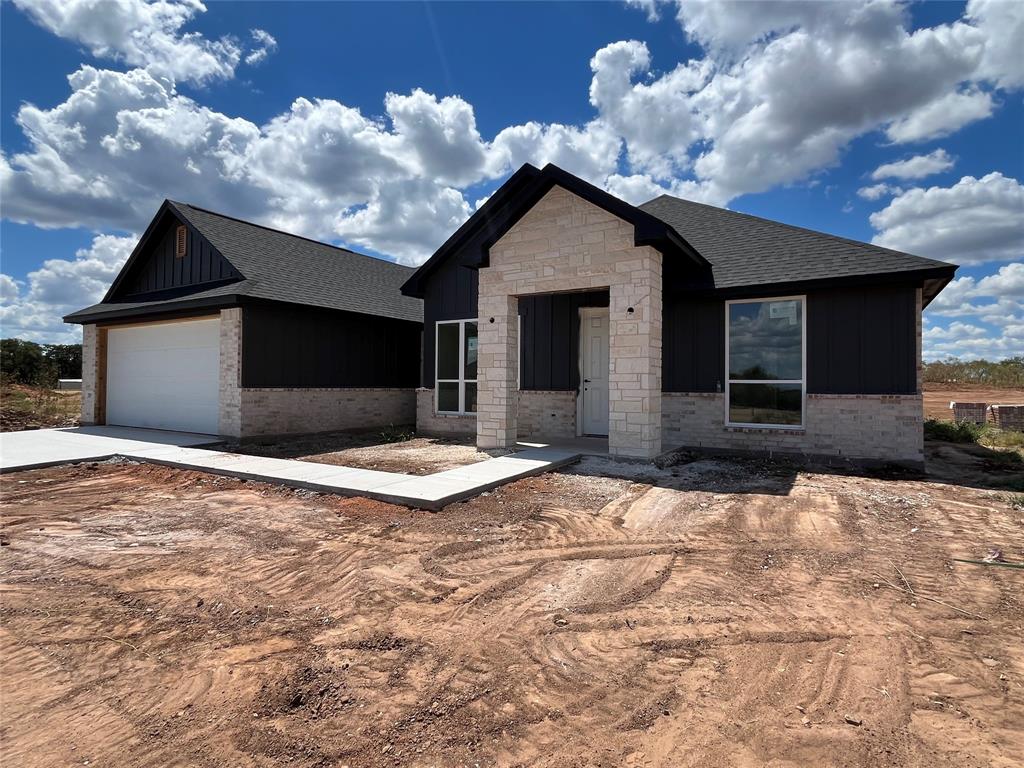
[175, 225, 187, 258]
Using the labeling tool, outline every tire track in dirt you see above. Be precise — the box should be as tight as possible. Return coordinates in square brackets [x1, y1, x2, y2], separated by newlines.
[3, 459, 1022, 767]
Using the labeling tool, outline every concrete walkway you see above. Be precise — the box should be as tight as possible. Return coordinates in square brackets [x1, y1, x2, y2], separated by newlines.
[0, 426, 218, 473]
[0, 427, 580, 510]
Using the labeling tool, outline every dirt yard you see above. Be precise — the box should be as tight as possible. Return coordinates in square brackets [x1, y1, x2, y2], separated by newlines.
[1, 449, 1022, 768]
[223, 431, 493, 475]
[923, 382, 1024, 421]
[0, 383, 80, 431]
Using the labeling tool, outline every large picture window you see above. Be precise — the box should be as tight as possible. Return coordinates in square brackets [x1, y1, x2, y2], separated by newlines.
[436, 319, 478, 414]
[726, 297, 805, 427]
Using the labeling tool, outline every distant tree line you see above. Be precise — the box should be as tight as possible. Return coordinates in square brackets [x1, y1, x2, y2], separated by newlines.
[0, 339, 82, 387]
[923, 357, 1024, 388]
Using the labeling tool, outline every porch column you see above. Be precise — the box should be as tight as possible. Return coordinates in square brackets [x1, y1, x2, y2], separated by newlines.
[608, 254, 662, 458]
[477, 294, 518, 449]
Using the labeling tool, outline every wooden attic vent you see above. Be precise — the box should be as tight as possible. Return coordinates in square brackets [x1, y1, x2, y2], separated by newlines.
[175, 225, 187, 258]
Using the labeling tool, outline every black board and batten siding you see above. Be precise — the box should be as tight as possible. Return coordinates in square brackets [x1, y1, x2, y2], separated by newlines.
[662, 283, 919, 395]
[518, 290, 608, 391]
[420, 249, 920, 396]
[662, 297, 725, 393]
[806, 284, 917, 394]
[118, 216, 239, 296]
[242, 304, 420, 388]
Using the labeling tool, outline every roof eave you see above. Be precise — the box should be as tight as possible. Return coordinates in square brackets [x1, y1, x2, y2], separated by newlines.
[63, 293, 244, 325]
[668, 264, 958, 299]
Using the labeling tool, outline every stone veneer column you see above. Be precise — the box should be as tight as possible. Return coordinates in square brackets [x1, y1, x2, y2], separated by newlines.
[80, 323, 104, 425]
[476, 294, 519, 449]
[608, 254, 662, 458]
[218, 308, 243, 437]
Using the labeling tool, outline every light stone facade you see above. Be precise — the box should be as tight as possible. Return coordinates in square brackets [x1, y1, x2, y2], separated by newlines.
[662, 392, 924, 465]
[477, 185, 663, 458]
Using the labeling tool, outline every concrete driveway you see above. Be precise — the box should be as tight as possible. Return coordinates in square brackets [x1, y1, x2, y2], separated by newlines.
[0, 426, 219, 473]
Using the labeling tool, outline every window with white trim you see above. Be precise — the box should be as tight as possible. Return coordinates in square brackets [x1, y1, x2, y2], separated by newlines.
[726, 297, 805, 427]
[436, 319, 478, 414]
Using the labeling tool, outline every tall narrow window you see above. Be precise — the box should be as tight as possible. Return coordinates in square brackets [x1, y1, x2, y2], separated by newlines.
[436, 319, 478, 414]
[726, 297, 805, 427]
[175, 225, 187, 258]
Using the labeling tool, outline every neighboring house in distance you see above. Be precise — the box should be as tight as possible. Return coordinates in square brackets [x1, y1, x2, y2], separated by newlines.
[401, 163, 958, 466]
[64, 201, 422, 437]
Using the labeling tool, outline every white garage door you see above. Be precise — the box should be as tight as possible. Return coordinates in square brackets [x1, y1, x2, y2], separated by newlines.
[106, 318, 221, 434]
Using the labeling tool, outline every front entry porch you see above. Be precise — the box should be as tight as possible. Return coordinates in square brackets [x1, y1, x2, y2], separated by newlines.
[474, 180, 665, 459]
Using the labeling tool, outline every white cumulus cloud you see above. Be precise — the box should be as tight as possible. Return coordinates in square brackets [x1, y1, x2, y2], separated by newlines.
[12, 0, 245, 86]
[0, 233, 136, 342]
[871, 172, 1024, 264]
[884, 87, 994, 143]
[871, 149, 955, 181]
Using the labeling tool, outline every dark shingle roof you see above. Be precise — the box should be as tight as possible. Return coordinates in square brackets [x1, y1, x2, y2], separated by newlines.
[639, 194, 955, 289]
[66, 202, 422, 324]
[170, 202, 422, 323]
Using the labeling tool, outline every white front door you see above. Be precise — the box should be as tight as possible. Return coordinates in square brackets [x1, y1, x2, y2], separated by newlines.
[106, 317, 221, 434]
[580, 307, 609, 436]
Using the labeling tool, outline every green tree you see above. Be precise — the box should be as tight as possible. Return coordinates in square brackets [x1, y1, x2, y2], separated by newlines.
[0, 338, 48, 384]
[42, 343, 83, 379]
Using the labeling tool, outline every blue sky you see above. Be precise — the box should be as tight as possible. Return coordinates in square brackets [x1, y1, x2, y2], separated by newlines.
[1, 0, 1021, 359]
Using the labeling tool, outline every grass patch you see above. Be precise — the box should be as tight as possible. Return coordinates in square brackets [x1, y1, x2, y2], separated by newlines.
[378, 424, 415, 443]
[924, 419, 987, 443]
[1007, 494, 1024, 511]
[925, 418, 1024, 476]
[985, 429, 1024, 451]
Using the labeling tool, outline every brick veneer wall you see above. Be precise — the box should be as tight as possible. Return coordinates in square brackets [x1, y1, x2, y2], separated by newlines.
[662, 392, 924, 465]
[415, 389, 578, 439]
[517, 390, 577, 439]
[478, 185, 663, 458]
[219, 308, 243, 436]
[416, 389, 476, 436]
[237, 388, 414, 437]
[80, 323, 103, 425]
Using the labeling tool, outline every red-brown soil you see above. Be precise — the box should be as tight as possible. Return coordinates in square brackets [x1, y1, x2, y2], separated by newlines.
[1, 455, 1021, 767]
[223, 431, 491, 475]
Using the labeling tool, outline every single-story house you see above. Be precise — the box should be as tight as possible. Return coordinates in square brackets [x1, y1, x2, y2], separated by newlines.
[400, 163, 957, 466]
[64, 201, 422, 437]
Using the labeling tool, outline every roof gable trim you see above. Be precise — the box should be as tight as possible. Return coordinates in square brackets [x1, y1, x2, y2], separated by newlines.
[103, 200, 244, 302]
[401, 163, 709, 298]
